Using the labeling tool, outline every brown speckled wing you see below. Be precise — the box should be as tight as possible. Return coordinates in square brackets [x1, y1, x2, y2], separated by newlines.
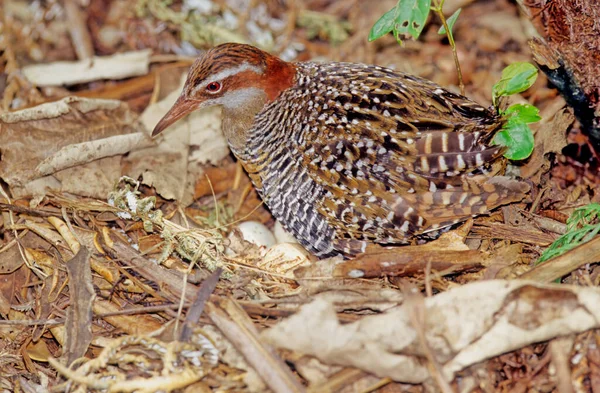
[292, 62, 524, 249]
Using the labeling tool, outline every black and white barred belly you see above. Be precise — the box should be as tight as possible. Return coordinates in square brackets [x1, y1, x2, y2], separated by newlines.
[260, 148, 338, 257]
[236, 129, 340, 258]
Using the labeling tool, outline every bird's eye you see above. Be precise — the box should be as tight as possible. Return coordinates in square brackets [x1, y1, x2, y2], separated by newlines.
[206, 82, 222, 93]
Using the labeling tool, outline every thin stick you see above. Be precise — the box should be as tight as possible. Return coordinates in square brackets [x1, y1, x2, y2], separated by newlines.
[431, 0, 465, 95]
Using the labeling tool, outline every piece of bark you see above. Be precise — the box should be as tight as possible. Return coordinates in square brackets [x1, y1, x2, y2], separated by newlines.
[519, 0, 600, 150]
[334, 248, 485, 279]
[518, 236, 600, 282]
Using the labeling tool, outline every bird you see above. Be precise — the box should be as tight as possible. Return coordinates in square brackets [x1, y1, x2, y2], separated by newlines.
[153, 43, 530, 258]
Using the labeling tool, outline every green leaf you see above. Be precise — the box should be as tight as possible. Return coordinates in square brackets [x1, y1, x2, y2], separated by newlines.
[369, 7, 398, 41]
[369, 0, 432, 43]
[492, 62, 538, 105]
[394, 0, 432, 40]
[493, 121, 535, 160]
[438, 8, 461, 36]
[503, 103, 541, 124]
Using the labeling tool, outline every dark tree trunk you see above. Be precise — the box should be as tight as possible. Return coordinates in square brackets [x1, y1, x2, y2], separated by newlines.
[519, 0, 600, 153]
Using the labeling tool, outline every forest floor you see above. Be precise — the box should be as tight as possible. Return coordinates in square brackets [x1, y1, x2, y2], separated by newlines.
[1, 0, 599, 392]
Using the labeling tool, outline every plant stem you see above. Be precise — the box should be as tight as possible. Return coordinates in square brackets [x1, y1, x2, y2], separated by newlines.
[431, 0, 465, 95]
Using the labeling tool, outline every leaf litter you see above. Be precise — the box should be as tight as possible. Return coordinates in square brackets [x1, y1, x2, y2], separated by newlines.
[0, 0, 599, 392]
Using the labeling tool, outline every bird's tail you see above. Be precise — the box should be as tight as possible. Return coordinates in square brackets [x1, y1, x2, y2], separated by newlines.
[392, 176, 530, 234]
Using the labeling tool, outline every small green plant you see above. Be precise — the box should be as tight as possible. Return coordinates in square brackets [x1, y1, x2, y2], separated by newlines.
[491, 63, 540, 160]
[537, 203, 600, 264]
[369, 0, 464, 94]
[369, 0, 539, 160]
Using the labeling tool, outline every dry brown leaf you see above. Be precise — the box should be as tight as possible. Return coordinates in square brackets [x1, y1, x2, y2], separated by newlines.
[10, 176, 62, 201]
[263, 280, 600, 383]
[52, 156, 122, 198]
[63, 248, 95, 365]
[0, 242, 25, 275]
[92, 300, 164, 336]
[483, 243, 526, 280]
[0, 96, 150, 198]
[25, 339, 53, 363]
[520, 107, 574, 181]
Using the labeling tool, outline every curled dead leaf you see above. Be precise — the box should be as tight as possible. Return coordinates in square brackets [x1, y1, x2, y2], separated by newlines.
[263, 280, 600, 383]
[0, 96, 151, 195]
[22, 50, 152, 87]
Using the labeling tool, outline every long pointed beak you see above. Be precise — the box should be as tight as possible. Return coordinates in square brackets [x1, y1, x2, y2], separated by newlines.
[152, 95, 199, 137]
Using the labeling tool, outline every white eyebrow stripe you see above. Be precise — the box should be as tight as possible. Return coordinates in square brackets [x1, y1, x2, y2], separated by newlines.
[190, 63, 264, 95]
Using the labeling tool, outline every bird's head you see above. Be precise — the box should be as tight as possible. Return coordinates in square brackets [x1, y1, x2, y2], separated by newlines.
[152, 43, 296, 137]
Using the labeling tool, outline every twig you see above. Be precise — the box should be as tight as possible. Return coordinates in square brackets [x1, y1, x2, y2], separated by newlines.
[549, 337, 576, 393]
[206, 298, 306, 393]
[0, 203, 60, 217]
[180, 268, 222, 341]
[402, 281, 454, 393]
[359, 377, 393, 393]
[518, 235, 600, 282]
[431, 0, 465, 95]
[424, 259, 433, 297]
[307, 368, 368, 393]
[63, 0, 94, 60]
[0, 318, 64, 326]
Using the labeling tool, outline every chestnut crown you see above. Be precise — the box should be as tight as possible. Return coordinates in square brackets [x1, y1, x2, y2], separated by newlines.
[152, 43, 296, 136]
